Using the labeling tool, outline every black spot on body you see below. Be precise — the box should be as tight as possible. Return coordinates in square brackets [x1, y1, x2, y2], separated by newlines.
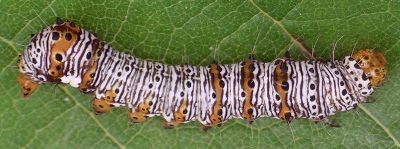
[117, 72, 121, 76]
[340, 81, 345, 86]
[186, 81, 192, 88]
[248, 80, 255, 88]
[354, 63, 361, 69]
[155, 76, 160, 82]
[56, 65, 61, 70]
[275, 94, 280, 101]
[362, 74, 368, 81]
[32, 58, 37, 64]
[241, 92, 246, 97]
[308, 68, 314, 73]
[148, 84, 153, 88]
[55, 53, 63, 62]
[310, 95, 315, 101]
[342, 89, 347, 96]
[312, 105, 316, 109]
[219, 80, 224, 87]
[247, 108, 253, 115]
[86, 52, 92, 59]
[125, 66, 130, 71]
[217, 109, 222, 116]
[334, 71, 339, 75]
[310, 84, 315, 90]
[281, 82, 289, 91]
[180, 92, 184, 97]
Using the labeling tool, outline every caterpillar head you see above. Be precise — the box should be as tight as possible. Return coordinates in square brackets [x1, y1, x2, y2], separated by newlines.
[352, 49, 387, 87]
[17, 17, 81, 98]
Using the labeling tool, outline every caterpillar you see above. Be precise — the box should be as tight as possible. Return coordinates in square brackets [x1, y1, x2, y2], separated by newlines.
[17, 18, 387, 130]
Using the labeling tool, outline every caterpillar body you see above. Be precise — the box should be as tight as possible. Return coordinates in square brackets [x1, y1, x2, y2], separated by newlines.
[17, 18, 387, 129]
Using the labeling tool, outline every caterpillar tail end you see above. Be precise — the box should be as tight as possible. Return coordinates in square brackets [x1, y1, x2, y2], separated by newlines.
[352, 49, 387, 87]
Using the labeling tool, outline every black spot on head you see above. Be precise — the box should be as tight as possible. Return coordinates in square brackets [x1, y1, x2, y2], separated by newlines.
[308, 68, 314, 73]
[241, 92, 246, 97]
[248, 80, 255, 88]
[340, 81, 345, 86]
[275, 94, 280, 101]
[55, 53, 63, 62]
[341, 89, 347, 96]
[310, 95, 315, 101]
[32, 58, 37, 64]
[52, 32, 59, 40]
[86, 52, 92, 59]
[219, 80, 224, 87]
[281, 81, 289, 91]
[310, 84, 315, 90]
[212, 93, 216, 98]
[115, 89, 119, 94]
[312, 105, 316, 109]
[65, 33, 72, 41]
[186, 81, 192, 88]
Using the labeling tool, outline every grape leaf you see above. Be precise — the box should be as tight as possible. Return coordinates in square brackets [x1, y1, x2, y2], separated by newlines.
[0, 0, 399, 148]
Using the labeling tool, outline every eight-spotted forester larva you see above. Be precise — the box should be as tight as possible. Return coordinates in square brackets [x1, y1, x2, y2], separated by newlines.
[17, 18, 387, 130]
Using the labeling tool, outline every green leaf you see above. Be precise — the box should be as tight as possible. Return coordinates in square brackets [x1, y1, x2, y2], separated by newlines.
[0, 0, 399, 148]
